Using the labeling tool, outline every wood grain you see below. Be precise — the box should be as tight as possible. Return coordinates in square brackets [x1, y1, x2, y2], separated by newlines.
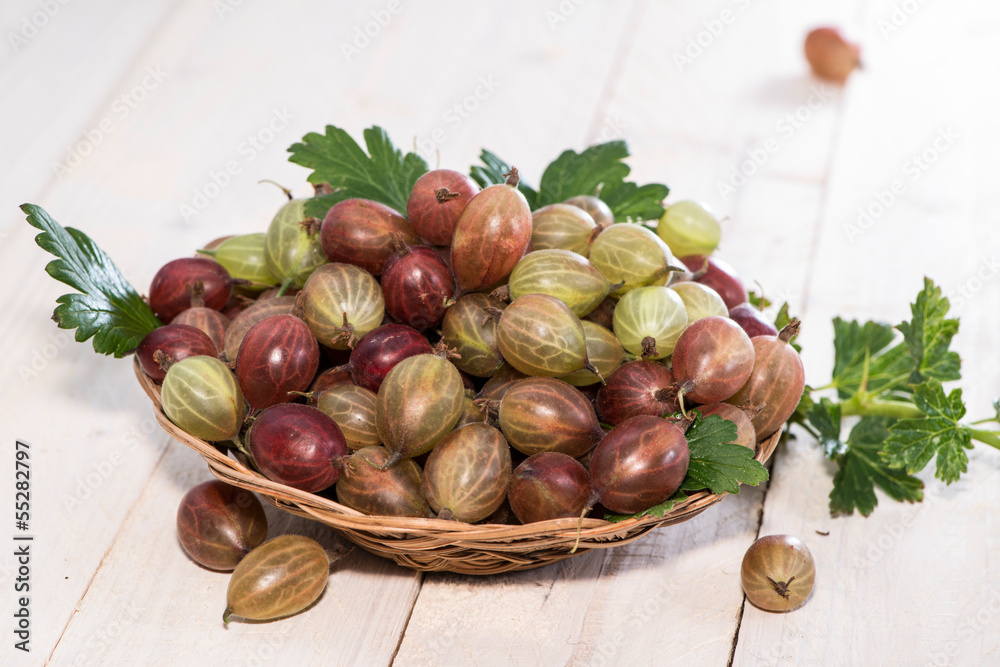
[2, 0, 998, 665]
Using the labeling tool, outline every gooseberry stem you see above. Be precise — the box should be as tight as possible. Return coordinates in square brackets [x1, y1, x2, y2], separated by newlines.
[838, 396, 924, 420]
[830, 395, 1000, 450]
[970, 429, 1000, 450]
[274, 275, 294, 298]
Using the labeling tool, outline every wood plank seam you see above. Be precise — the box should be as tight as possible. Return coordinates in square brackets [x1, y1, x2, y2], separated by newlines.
[6, 0, 187, 232]
[583, 0, 649, 144]
[44, 432, 172, 665]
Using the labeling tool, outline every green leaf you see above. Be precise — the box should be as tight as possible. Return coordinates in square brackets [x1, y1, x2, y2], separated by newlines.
[789, 385, 816, 428]
[468, 149, 538, 202]
[302, 191, 351, 220]
[772, 302, 801, 352]
[598, 179, 669, 222]
[681, 415, 770, 495]
[829, 417, 924, 516]
[24, 204, 162, 357]
[897, 277, 961, 385]
[883, 380, 973, 483]
[806, 398, 844, 457]
[535, 141, 631, 208]
[528, 140, 668, 221]
[747, 291, 771, 310]
[604, 491, 689, 522]
[830, 317, 913, 398]
[288, 125, 428, 214]
[773, 302, 791, 332]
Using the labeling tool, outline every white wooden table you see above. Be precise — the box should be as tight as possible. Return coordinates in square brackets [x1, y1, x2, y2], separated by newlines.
[2, 1, 998, 665]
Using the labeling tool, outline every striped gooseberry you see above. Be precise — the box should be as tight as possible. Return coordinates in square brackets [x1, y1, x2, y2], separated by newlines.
[741, 534, 816, 612]
[301, 263, 385, 350]
[176, 480, 268, 571]
[161, 355, 245, 441]
[612, 286, 688, 360]
[263, 198, 326, 290]
[422, 423, 512, 522]
[530, 203, 598, 257]
[320, 198, 418, 276]
[495, 293, 601, 380]
[508, 249, 615, 317]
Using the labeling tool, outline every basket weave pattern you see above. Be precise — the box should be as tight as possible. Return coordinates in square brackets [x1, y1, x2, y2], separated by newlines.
[136, 360, 781, 574]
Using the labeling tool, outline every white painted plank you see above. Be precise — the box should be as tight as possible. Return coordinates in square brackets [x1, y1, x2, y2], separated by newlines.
[735, 1, 1000, 665]
[46, 443, 419, 667]
[8, 0, 640, 664]
[395, 485, 768, 667]
[0, 0, 180, 228]
[394, 0, 857, 663]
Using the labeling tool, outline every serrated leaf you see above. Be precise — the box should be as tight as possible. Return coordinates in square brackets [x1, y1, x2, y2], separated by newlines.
[598, 179, 669, 222]
[287, 125, 428, 214]
[535, 141, 631, 208]
[806, 398, 844, 457]
[682, 415, 769, 495]
[302, 191, 352, 219]
[829, 417, 924, 516]
[897, 277, 961, 384]
[883, 380, 972, 483]
[468, 149, 538, 202]
[530, 141, 669, 221]
[830, 318, 914, 399]
[24, 204, 162, 357]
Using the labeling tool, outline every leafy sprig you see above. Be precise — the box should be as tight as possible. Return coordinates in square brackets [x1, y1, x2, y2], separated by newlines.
[471, 141, 669, 221]
[288, 125, 429, 218]
[23, 204, 162, 357]
[287, 126, 670, 223]
[800, 278, 1000, 516]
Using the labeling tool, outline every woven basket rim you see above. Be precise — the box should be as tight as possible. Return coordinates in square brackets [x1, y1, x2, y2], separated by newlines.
[136, 359, 782, 568]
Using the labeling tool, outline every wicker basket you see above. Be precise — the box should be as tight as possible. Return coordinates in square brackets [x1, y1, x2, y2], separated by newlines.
[135, 360, 781, 575]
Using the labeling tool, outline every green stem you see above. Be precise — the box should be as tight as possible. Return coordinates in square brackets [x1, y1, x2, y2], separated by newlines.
[274, 275, 294, 297]
[798, 421, 822, 441]
[839, 397, 925, 419]
[970, 429, 1000, 450]
[970, 417, 1000, 426]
